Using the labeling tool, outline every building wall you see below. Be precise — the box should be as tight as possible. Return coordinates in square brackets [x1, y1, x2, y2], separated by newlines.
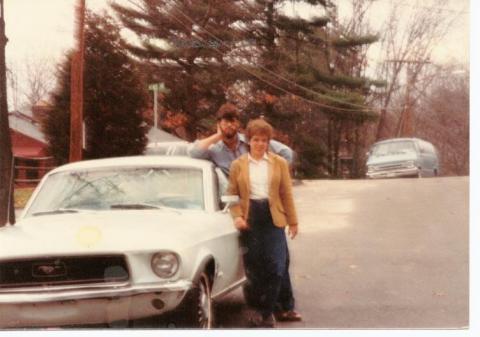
[10, 130, 51, 187]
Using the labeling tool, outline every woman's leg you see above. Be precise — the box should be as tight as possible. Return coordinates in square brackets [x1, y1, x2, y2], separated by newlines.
[260, 223, 288, 319]
[276, 246, 295, 312]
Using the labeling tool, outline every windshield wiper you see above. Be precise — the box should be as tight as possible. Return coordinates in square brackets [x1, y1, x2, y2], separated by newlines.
[32, 209, 80, 216]
[109, 203, 181, 213]
[110, 203, 161, 210]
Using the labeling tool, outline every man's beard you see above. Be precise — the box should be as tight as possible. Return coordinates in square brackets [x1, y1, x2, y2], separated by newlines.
[223, 130, 237, 139]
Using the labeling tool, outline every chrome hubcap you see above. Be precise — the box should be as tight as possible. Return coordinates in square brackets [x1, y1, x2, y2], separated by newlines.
[198, 277, 211, 328]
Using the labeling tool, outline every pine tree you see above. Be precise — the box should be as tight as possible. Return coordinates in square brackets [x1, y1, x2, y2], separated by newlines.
[236, 0, 384, 178]
[43, 12, 148, 164]
[111, 0, 383, 178]
[112, 0, 253, 140]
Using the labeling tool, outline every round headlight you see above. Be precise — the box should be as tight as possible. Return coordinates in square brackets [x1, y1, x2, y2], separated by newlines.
[151, 252, 179, 278]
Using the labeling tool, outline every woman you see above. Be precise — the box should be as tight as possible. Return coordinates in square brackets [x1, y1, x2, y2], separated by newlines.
[227, 118, 301, 328]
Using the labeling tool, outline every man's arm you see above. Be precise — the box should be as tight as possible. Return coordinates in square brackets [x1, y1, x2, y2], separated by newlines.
[269, 139, 294, 164]
[188, 125, 223, 159]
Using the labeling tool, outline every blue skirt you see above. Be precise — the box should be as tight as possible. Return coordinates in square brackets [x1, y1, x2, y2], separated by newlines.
[241, 199, 290, 316]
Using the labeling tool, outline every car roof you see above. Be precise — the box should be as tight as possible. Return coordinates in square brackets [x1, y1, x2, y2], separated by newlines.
[145, 141, 189, 149]
[49, 156, 214, 174]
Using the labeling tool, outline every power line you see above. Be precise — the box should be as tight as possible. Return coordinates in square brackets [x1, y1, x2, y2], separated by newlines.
[120, 0, 378, 114]
[168, 1, 377, 113]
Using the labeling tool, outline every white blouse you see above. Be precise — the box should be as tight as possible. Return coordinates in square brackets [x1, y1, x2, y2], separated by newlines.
[248, 153, 270, 200]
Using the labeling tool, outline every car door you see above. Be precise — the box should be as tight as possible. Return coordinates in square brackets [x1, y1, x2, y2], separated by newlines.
[209, 168, 245, 296]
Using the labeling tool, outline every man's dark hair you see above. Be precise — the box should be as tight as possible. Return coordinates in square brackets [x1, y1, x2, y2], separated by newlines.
[216, 103, 240, 121]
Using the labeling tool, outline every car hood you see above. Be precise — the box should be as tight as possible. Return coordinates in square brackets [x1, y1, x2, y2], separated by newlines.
[367, 152, 417, 166]
[0, 210, 224, 259]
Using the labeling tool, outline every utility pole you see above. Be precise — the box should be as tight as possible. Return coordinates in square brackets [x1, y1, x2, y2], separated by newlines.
[69, 0, 86, 162]
[0, 0, 15, 226]
[385, 59, 430, 138]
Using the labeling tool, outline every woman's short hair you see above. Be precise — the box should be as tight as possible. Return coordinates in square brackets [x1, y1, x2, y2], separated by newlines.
[245, 118, 273, 141]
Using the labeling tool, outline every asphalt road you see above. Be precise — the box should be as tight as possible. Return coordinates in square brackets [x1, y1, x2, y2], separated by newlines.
[125, 176, 469, 329]
[15, 176, 470, 329]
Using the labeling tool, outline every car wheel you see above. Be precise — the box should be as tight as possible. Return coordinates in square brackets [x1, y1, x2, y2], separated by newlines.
[182, 271, 213, 328]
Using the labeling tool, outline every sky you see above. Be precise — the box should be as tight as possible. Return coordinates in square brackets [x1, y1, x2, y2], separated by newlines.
[3, 0, 471, 110]
[4, 0, 470, 63]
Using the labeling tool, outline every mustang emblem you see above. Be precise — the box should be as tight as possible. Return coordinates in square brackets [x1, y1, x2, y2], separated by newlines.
[32, 261, 66, 278]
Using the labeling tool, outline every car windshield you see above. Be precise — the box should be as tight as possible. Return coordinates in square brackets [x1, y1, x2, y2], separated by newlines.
[371, 141, 416, 156]
[25, 167, 204, 216]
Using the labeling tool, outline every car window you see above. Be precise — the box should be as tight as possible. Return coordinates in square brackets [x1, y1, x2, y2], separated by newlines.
[419, 141, 432, 154]
[371, 141, 416, 156]
[25, 167, 205, 216]
[426, 142, 435, 154]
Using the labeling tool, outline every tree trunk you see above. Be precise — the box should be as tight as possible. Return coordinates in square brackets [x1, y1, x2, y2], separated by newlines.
[0, 0, 15, 225]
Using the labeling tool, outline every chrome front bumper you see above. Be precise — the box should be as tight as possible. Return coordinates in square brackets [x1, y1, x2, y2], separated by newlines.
[0, 279, 192, 303]
[366, 167, 418, 179]
[0, 280, 192, 328]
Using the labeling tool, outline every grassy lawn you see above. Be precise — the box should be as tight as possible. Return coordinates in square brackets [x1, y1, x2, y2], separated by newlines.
[14, 187, 35, 209]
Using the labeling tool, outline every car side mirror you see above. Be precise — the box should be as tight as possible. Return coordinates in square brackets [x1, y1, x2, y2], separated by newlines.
[221, 195, 239, 213]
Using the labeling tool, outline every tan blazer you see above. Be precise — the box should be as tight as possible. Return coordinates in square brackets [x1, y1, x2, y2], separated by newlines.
[227, 152, 298, 228]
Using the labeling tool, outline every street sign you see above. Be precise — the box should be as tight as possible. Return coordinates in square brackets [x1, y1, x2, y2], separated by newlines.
[148, 82, 169, 93]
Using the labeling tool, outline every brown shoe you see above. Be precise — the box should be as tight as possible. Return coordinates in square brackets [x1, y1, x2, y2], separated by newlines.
[275, 310, 302, 322]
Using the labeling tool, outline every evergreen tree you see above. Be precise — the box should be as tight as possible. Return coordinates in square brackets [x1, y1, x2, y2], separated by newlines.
[43, 57, 72, 164]
[43, 12, 148, 164]
[236, 0, 383, 178]
[112, 0, 253, 140]
[112, 0, 383, 178]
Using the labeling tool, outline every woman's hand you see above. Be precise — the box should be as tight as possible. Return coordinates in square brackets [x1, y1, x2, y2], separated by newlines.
[234, 216, 249, 231]
[288, 225, 298, 239]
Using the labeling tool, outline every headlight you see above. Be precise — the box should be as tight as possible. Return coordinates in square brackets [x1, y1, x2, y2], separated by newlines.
[151, 252, 179, 278]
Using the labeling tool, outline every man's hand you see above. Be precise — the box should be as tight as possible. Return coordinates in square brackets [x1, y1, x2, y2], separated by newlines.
[216, 122, 223, 137]
[234, 217, 249, 231]
[288, 225, 298, 239]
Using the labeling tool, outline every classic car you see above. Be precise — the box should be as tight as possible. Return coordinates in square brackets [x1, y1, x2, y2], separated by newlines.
[0, 156, 245, 328]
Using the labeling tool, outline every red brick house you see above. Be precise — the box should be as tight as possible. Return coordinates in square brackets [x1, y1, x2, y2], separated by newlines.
[9, 109, 54, 187]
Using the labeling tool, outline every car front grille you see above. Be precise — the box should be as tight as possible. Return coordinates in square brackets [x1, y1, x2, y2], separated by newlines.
[372, 163, 408, 171]
[0, 255, 129, 289]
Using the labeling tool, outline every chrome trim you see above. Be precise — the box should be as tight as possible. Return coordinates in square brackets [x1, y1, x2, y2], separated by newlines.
[0, 281, 131, 293]
[211, 277, 247, 300]
[367, 167, 418, 178]
[0, 279, 192, 304]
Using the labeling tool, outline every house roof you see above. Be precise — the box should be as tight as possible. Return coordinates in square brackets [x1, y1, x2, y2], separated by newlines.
[8, 111, 47, 144]
[146, 126, 184, 144]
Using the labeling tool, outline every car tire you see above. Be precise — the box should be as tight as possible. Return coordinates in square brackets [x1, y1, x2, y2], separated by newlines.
[181, 271, 213, 328]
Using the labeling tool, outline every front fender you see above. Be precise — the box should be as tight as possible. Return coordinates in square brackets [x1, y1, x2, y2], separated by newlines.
[190, 250, 215, 285]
